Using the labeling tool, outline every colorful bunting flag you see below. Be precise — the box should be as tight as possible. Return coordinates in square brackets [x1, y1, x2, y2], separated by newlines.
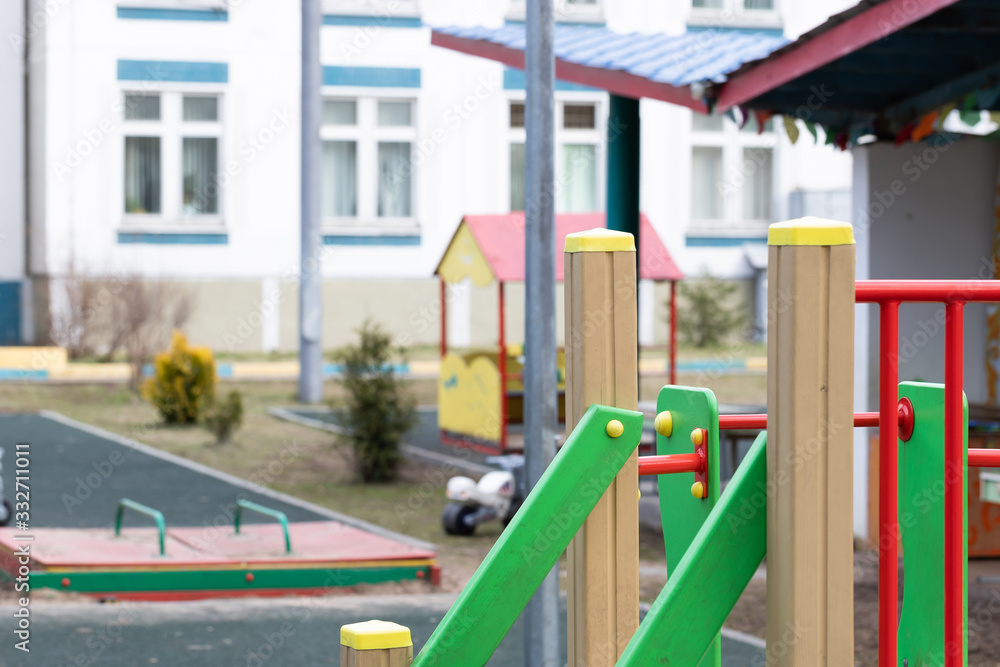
[912, 110, 939, 142]
[804, 120, 818, 143]
[783, 115, 799, 144]
[753, 110, 773, 135]
[894, 121, 915, 146]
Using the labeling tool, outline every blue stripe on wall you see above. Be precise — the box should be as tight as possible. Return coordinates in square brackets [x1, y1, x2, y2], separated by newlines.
[323, 14, 422, 27]
[117, 7, 228, 21]
[323, 234, 421, 246]
[323, 66, 420, 88]
[685, 236, 767, 247]
[118, 60, 229, 83]
[503, 68, 598, 92]
[0, 282, 21, 345]
[685, 25, 784, 38]
[118, 232, 229, 245]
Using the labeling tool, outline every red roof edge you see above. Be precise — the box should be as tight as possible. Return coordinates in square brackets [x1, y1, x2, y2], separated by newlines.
[716, 0, 962, 112]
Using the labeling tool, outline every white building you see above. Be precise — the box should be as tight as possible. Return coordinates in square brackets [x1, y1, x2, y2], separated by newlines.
[0, 0, 854, 351]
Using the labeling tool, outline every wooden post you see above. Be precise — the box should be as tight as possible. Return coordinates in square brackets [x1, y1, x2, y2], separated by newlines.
[565, 228, 640, 667]
[340, 620, 412, 667]
[766, 218, 855, 665]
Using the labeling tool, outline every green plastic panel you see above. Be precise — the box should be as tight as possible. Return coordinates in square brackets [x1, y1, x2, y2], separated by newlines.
[30, 565, 429, 593]
[412, 404, 644, 667]
[620, 431, 767, 666]
[897, 382, 968, 667]
[656, 385, 723, 667]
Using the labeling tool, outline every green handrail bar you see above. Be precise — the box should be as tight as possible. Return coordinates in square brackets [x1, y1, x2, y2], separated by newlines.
[618, 431, 768, 665]
[411, 404, 644, 666]
[234, 499, 292, 554]
[114, 498, 167, 556]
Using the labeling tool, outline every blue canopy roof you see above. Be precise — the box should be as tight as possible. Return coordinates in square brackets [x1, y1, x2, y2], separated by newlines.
[433, 23, 788, 110]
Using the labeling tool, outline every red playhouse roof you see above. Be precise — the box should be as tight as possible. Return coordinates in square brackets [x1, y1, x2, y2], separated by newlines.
[437, 213, 683, 283]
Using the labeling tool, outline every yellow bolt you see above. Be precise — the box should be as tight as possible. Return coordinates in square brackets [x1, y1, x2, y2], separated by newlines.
[654, 411, 673, 437]
[638, 489, 642, 501]
[691, 481, 706, 499]
[690, 428, 704, 447]
[606, 419, 624, 438]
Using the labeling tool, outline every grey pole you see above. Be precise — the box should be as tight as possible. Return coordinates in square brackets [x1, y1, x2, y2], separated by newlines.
[523, 0, 559, 664]
[298, 0, 323, 403]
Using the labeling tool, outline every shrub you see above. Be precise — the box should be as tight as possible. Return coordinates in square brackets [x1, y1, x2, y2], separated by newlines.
[334, 321, 417, 483]
[143, 331, 216, 424]
[204, 390, 244, 444]
[675, 273, 746, 348]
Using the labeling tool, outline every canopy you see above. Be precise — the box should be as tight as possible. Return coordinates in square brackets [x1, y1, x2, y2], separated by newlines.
[435, 213, 684, 286]
[431, 23, 787, 112]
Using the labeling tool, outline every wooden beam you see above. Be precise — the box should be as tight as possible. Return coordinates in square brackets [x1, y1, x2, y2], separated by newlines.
[765, 218, 855, 665]
[564, 228, 640, 667]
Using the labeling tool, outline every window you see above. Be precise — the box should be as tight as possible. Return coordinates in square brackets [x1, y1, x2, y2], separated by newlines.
[507, 0, 602, 22]
[321, 97, 416, 228]
[689, 0, 779, 26]
[508, 100, 602, 213]
[689, 110, 775, 235]
[123, 91, 222, 222]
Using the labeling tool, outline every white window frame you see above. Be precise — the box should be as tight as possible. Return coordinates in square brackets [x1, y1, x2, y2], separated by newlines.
[320, 90, 419, 234]
[688, 0, 781, 29]
[506, 93, 606, 214]
[323, 0, 420, 18]
[118, 85, 225, 232]
[507, 0, 604, 24]
[688, 111, 776, 237]
[117, 1, 234, 10]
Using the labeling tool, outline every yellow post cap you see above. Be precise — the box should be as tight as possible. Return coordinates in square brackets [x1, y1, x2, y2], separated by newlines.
[654, 411, 673, 437]
[606, 419, 624, 438]
[565, 228, 635, 253]
[767, 217, 855, 246]
[691, 482, 706, 499]
[690, 428, 704, 447]
[341, 620, 412, 650]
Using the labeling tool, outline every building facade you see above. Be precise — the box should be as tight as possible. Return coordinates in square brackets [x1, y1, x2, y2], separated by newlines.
[0, 0, 854, 352]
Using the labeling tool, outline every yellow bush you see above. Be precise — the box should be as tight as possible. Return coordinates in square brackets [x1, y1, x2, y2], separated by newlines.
[143, 331, 216, 424]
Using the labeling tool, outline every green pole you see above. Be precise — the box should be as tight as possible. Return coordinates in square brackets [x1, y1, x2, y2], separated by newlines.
[607, 94, 641, 374]
[606, 94, 640, 240]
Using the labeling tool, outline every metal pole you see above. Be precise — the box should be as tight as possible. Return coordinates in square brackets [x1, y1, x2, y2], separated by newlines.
[298, 0, 323, 403]
[523, 0, 558, 662]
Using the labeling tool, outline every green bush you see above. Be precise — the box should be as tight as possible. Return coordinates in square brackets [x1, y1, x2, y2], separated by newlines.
[334, 321, 417, 483]
[675, 273, 746, 348]
[204, 390, 244, 444]
[143, 331, 216, 424]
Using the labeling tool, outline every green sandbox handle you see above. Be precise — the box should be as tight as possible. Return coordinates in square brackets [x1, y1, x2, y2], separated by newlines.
[115, 498, 167, 556]
[412, 404, 644, 666]
[234, 499, 292, 554]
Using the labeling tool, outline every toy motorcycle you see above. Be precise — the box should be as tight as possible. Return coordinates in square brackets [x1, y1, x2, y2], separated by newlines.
[0, 448, 11, 526]
[441, 455, 524, 536]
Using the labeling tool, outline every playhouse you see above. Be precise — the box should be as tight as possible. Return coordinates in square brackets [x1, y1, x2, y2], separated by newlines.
[433, 212, 682, 454]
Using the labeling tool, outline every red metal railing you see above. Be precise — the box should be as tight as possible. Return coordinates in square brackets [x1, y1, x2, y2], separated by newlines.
[856, 280, 1000, 667]
[638, 278, 1000, 667]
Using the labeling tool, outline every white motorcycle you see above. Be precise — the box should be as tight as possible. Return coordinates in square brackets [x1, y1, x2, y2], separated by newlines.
[0, 448, 11, 526]
[442, 455, 524, 536]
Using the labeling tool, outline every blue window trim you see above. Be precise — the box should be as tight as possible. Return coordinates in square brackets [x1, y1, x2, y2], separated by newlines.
[685, 24, 784, 38]
[118, 60, 229, 83]
[685, 235, 767, 248]
[323, 66, 420, 88]
[117, 7, 228, 21]
[323, 14, 422, 28]
[118, 232, 229, 245]
[323, 234, 421, 246]
[503, 68, 598, 92]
